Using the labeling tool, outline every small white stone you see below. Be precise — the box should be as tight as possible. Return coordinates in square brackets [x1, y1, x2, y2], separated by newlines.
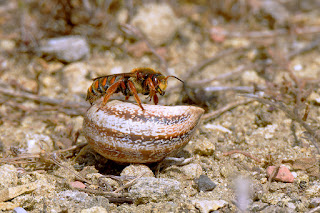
[0, 40, 16, 51]
[131, 3, 180, 45]
[287, 202, 296, 209]
[293, 64, 303, 71]
[26, 133, 53, 154]
[203, 123, 232, 134]
[40, 36, 90, 62]
[191, 199, 227, 213]
[291, 172, 297, 178]
[241, 70, 263, 84]
[121, 164, 154, 177]
[308, 91, 320, 104]
[180, 163, 202, 179]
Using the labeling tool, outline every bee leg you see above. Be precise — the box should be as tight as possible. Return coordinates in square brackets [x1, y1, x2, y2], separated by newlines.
[148, 91, 155, 102]
[153, 94, 158, 105]
[128, 80, 144, 110]
[145, 77, 157, 102]
[100, 81, 122, 108]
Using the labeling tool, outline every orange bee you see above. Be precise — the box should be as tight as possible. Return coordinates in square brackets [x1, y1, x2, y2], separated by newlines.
[86, 67, 184, 110]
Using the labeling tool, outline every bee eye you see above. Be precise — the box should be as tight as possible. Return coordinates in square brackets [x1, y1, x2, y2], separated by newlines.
[154, 77, 158, 85]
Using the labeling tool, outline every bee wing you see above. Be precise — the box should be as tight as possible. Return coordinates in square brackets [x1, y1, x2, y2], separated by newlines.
[92, 76, 110, 81]
[92, 72, 135, 81]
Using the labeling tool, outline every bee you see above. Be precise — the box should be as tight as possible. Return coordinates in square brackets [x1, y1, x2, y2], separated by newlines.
[86, 67, 184, 110]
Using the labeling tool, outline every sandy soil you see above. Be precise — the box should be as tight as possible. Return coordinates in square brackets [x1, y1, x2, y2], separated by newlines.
[0, 1, 320, 212]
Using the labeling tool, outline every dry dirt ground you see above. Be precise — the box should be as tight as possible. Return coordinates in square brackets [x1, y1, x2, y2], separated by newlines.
[0, 1, 320, 212]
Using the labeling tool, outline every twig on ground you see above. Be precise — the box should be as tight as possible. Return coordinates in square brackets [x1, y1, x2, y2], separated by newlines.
[212, 26, 320, 39]
[0, 86, 88, 108]
[0, 86, 89, 115]
[290, 121, 301, 147]
[102, 174, 136, 181]
[267, 165, 280, 191]
[0, 143, 88, 164]
[288, 36, 320, 59]
[71, 187, 134, 203]
[49, 154, 93, 185]
[307, 205, 320, 213]
[5, 101, 85, 116]
[203, 86, 265, 93]
[243, 94, 320, 154]
[186, 65, 250, 87]
[113, 172, 146, 193]
[182, 47, 247, 79]
[202, 99, 253, 122]
[155, 157, 194, 177]
[223, 150, 261, 163]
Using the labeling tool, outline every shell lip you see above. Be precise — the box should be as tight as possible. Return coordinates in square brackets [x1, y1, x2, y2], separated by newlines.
[93, 98, 205, 114]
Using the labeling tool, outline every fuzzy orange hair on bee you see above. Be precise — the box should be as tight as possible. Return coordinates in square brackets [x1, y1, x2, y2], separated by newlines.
[86, 67, 184, 110]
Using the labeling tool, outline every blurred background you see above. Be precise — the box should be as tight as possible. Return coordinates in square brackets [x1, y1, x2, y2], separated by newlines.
[0, 0, 320, 212]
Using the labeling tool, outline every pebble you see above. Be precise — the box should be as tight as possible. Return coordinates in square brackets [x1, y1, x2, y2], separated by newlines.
[131, 3, 179, 45]
[90, 175, 119, 191]
[261, 0, 289, 26]
[53, 162, 77, 182]
[308, 91, 320, 105]
[25, 132, 53, 154]
[69, 181, 86, 189]
[241, 70, 264, 85]
[203, 124, 232, 134]
[129, 177, 181, 204]
[0, 39, 16, 51]
[194, 175, 217, 192]
[0, 202, 19, 211]
[191, 199, 227, 213]
[287, 202, 296, 210]
[257, 205, 288, 213]
[63, 62, 91, 95]
[13, 207, 28, 213]
[266, 166, 294, 183]
[0, 181, 38, 202]
[293, 64, 303, 71]
[220, 162, 239, 178]
[310, 197, 320, 208]
[180, 163, 203, 179]
[250, 202, 268, 212]
[0, 164, 18, 188]
[120, 164, 154, 178]
[56, 190, 109, 211]
[39, 36, 90, 63]
[306, 183, 320, 197]
[255, 111, 273, 127]
[260, 192, 285, 205]
[291, 172, 298, 178]
[81, 206, 108, 213]
[135, 202, 179, 212]
[193, 138, 215, 156]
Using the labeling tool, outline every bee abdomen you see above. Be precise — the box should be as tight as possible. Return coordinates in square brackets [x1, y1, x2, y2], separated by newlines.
[87, 76, 110, 103]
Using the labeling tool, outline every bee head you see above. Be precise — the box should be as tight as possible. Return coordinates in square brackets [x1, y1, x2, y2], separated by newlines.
[152, 75, 166, 96]
[153, 75, 184, 96]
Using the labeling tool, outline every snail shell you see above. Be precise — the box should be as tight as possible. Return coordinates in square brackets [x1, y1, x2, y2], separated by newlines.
[83, 99, 204, 163]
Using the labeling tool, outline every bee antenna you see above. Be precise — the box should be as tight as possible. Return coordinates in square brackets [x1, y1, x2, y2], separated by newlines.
[165, 76, 184, 84]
